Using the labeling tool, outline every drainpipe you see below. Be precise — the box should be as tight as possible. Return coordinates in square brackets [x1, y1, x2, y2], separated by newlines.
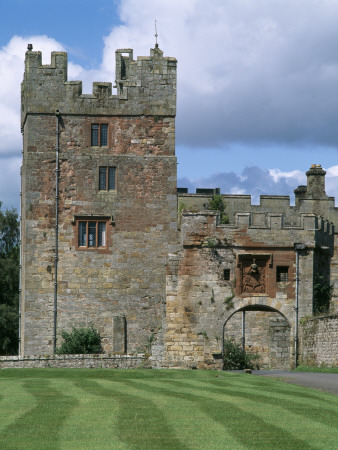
[241, 310, 246, 352]
[54, 110, 60, 353]
[19, 131, 24, 355]
[294, 243, 306, 368]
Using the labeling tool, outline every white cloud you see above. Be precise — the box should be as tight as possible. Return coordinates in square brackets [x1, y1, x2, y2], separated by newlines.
[268, 169, 305, 185]
[0, 156, 21, 210]
[1, 0, 338, 209]
[103, 0, 338, 148]
[179, 164, 338, 205]
[0, 35, 65, 157]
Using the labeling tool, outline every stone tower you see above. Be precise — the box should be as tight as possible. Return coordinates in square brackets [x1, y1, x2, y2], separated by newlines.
[20, 45, 177, 356]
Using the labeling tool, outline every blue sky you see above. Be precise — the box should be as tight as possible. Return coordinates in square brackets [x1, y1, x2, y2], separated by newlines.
[1, 0, 338, 211]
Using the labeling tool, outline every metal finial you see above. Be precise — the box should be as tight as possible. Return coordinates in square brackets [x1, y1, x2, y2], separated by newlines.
[155, 19, 159, 48]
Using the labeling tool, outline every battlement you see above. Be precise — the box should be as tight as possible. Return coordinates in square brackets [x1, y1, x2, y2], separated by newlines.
[180, 211, 334, 252]
[178, 167, 338, 227]
[21, 46, 177, 126]
[182, 210, 334, 233]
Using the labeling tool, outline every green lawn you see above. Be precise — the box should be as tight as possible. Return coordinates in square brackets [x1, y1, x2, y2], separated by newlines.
[0, 369, 337, 449]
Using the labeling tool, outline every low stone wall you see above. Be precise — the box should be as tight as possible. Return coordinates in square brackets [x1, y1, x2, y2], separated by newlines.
[0, 354, 148, 369]
[300, 314, 338, 367]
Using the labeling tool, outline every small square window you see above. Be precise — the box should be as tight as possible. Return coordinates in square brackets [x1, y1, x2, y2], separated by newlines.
[91, 124, 108, 147]
[277, 266, 288, 282]
[78, 220, 107, 249]
[223, 269, 230, 281]
[99, 167, 116, 191]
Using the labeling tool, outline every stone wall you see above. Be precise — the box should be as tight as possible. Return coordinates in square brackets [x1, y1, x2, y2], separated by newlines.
[21, 48, 176, 120]
[165, 211, 333, 370]
[299, 315, 338, 367]
[0, 354, 148, 369]
[20, 46, 178, 356]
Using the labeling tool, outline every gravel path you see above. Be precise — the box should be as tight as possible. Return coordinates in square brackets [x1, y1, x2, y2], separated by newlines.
[252, 370, 338, 395]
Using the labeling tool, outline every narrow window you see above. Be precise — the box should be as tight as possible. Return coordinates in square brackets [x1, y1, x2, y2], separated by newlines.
[91, 124, 108, 147]
[99, 167, 116, 191]
[100, 124, 108, 146]
[88, 222, 96, 248]
[99, 167, 107, 190]
[108, 167, 116, 190]
[277, 266, 288, 282]
[98, 222, 106, 247]
[223, 269, 230, 281]
[78, 221, 87, 247]
[91, 124, 99, 146]
[78, 220, 107, 249]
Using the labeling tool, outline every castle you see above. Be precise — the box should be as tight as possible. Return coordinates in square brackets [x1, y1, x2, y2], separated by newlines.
[20, 45, 338, 369]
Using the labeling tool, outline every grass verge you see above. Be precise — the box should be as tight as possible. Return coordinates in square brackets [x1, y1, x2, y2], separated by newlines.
[295, 366, 338, 374]
[0, 368, 337, 449]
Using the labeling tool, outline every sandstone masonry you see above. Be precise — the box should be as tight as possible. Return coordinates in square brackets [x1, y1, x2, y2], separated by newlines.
[19, 45, 337, 369]
[21, 46, 177, 357]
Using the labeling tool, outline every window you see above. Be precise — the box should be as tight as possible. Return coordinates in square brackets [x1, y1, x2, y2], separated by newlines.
[91, 124, 108, 147]
[78, 220, 106, 249]
[277, 266, 288, 282]
[99, 167, 116, 191]
[223, 269, 230, 281]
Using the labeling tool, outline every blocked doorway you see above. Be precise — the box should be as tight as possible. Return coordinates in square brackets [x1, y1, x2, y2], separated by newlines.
[223, 305, 291, 370]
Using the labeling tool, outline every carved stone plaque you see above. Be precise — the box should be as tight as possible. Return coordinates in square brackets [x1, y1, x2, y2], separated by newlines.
[241, 258, 267, 294]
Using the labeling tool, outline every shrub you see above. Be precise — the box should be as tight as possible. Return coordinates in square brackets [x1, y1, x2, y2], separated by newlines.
[56, 326, 102, 354]
[313, 275, 333, 314]
[207, 194, 229, 224]
[223, 338, 259, 370]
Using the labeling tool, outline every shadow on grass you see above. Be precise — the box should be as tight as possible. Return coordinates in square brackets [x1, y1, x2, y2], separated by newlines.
[74, 378, 188, 449]
[0, 378, 78, 449]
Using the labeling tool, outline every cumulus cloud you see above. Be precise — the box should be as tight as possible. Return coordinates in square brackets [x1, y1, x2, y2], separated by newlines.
[0, 156, 21, 210]
[0, 35, 65, 156]
[179, 164, 338, 205]
[178, 167, 306, 204]
[1, 0, 338, 210]
[104, 0, 338, 149]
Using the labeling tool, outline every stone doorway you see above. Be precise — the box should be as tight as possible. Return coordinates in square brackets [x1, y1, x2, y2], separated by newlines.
[223, 305, 291, 370]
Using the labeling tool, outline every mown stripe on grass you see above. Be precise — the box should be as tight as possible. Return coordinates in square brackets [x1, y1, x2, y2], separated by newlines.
[0, 378, 78, 450]
[194, 377, 338, 428]
[97, 377, 244, 449]
[0, 379, 37, 437]
[53, 379, 126, 450]
[74, 378, 188, 449]
[221, 375, 338, 405]
[172, 377, 338, 447]
[124, 378, 318, 449]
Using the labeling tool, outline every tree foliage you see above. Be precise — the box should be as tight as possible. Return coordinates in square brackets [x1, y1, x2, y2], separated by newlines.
[0, 203, 19, 355]
[223, 338, 260, 370]
[207, 194, 229, 224]
[313, 275, 333, 314]
[56, 326, 103, 354]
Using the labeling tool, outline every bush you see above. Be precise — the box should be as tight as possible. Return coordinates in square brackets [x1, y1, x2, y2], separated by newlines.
[207, 194, 229, 224]
[56, 326, 103, 354]
[313, 275, 333, 314]
[223, 338, 259, 370]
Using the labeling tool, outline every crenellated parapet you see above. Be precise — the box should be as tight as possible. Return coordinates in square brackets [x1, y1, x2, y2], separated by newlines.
[21, 46, 177, 126]
[180, 210, 334, 250]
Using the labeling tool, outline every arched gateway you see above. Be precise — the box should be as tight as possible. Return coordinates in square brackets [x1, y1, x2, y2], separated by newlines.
[222, 305, 291, 370]
[165, 177, 334, 369]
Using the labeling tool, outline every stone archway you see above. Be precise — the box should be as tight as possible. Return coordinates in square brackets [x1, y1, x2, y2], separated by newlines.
[222, 305, 291, 370]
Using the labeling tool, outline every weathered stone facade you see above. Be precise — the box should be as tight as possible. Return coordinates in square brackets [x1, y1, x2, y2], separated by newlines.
[20, 45, 337, 369]
[299, 315, 338, 367]
[165, 207, 335, 369]
[21, 46, 177, 357]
